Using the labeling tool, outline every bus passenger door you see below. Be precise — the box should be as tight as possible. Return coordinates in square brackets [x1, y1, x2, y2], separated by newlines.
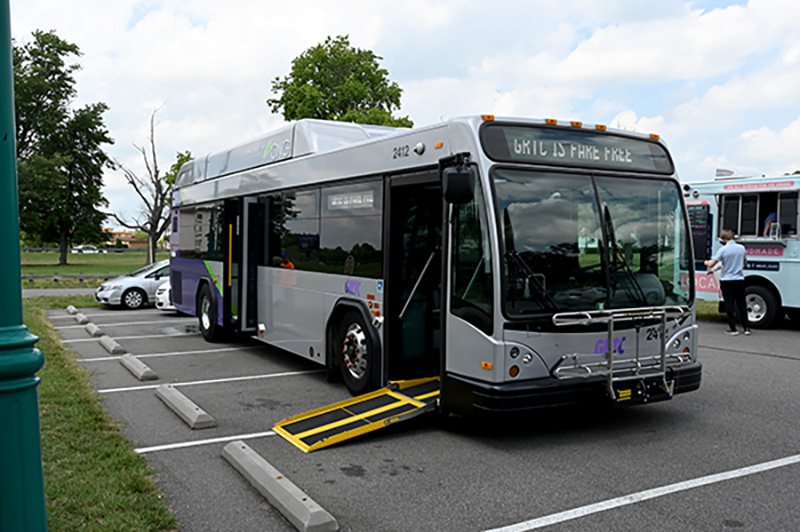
[385, 174, 443, 382]
[223, 197, 261, 335]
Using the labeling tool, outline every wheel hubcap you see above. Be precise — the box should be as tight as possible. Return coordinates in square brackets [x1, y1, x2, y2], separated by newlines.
[746, 293, 766, 323]
[342, 323, 368, 380]
[126, 291, 142, 308]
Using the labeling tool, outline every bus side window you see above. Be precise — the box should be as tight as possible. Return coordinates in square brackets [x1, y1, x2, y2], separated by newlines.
[178, 202, 224, 260]
[260, 196, 275, 266]
[279, 190, 320, 271]
[320, 181, 383, 279]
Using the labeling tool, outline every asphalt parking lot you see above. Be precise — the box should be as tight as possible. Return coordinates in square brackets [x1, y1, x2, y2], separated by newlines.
[49, 307, 800, 531]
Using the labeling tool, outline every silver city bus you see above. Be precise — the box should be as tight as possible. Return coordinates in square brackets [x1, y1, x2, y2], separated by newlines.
[170, 116, 701, 415]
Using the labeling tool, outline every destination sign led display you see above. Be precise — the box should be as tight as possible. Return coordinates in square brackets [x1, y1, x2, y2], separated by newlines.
[481, 124, 674, 174]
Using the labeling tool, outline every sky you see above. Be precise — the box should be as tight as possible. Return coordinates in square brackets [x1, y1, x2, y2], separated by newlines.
[10, 0, 800, 229]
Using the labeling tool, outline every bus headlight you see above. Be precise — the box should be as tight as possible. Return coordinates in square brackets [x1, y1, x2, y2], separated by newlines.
[510, 347, 520, 359]
[522, 353, 533, 365]
[672, 339, 681, 349]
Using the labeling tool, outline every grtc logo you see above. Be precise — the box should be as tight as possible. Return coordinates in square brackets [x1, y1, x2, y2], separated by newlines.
[594, 336, 626, 355]
[345, 280, 361, 297]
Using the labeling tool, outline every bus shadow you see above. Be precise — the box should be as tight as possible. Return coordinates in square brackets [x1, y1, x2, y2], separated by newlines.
[434, 401, 687, 446]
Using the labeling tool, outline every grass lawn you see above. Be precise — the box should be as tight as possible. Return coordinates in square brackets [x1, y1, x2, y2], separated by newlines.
[21, 251, 171, 289]
[695, 300, 725, 322]
[21, 250, 170, 277]
[23, 294, 177, 531]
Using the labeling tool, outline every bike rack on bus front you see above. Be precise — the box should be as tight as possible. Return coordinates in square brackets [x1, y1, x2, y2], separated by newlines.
[551, 306, 693, 402]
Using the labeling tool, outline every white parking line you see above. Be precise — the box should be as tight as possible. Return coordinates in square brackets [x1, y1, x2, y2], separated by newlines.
[49, 310, 159, 319]
[63, 332, 197, 343]
[484, 453, 800, 531]
[97, 369, 325, 394]
[135, 431, 277, 454]
[78, 346, 250, 362]
[55, 318, 196, 330]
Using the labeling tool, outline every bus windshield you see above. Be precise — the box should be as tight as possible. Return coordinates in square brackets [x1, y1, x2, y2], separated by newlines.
[493, 169, 691, 316]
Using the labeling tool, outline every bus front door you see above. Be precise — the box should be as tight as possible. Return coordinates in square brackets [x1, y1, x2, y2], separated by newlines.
[386, 175, 443, 382]
[223, 197, 261, 335]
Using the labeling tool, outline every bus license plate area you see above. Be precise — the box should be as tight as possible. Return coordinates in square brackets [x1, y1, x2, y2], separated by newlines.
[613, 378, 674, 404]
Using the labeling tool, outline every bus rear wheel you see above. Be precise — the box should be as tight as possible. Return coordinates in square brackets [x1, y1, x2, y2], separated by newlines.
[745, 285, 780, 328]
[198, 284, 225, 342]
[336, 311, 374, 395]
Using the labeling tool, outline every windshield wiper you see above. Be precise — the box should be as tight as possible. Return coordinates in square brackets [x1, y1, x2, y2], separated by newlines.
[603, 205, 648, 306]
[503, 208, 558, 311]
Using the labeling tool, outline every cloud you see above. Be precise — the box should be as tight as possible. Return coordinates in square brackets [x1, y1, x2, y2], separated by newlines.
[735, 115, 800, 174]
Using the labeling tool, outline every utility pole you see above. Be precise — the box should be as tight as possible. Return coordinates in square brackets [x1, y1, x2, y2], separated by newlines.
[0, 0, 49, 529]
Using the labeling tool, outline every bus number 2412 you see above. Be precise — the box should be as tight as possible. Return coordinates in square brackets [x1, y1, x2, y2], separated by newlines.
[392, 145, 410, 159]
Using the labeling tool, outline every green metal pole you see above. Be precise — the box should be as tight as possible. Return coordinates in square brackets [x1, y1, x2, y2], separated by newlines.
[0, 0, 48, 529]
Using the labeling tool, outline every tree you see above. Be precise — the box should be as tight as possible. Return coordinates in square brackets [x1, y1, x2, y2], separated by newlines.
[14, 30, 114, 265]
[112, 108, 192, 264]
[268, 35, 413, 128]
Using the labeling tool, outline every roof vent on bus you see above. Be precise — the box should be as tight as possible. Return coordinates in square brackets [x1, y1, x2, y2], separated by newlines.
[715, 168, 735, 178]
[714, 166, 759, 180]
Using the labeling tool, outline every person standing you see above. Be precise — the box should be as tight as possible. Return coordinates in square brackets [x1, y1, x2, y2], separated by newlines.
[704, 229, 751, 335]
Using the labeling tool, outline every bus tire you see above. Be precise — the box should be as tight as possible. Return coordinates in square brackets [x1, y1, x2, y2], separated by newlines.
[336, 310, 375, 395]
[745, 285, 780, 328]
[198, 284, 225, 342]
[121, 288, 147, 310]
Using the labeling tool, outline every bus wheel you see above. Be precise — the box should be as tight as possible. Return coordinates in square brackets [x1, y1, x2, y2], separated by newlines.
[198, 284, 224, 342]
[121, 288, 146, 310]
[745, 285, 780, 328]
[337, 311, 374, 395]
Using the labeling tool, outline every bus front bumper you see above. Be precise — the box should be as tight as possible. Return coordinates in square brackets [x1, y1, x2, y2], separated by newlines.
[441, 361, 702, 415]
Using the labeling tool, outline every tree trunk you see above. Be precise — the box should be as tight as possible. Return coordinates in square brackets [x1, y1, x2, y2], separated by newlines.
[59, 232, 68, 265]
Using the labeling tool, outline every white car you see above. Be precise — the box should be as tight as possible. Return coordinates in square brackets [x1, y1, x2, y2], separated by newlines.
[71, 244, 106, 254]
[155, 279, 175, 311]
[95, 259, 170, 309]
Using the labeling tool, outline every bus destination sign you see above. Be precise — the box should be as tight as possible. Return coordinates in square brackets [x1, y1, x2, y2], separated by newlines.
[481, 124, 674, 174]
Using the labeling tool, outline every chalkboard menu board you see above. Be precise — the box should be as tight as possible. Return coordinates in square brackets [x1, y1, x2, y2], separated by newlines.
[688, 204, 711, 262]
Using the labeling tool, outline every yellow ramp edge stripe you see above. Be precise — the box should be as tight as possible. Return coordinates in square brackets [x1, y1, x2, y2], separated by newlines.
[274, 378, 439, 453]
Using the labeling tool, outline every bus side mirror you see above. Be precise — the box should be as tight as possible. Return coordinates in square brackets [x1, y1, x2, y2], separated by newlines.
[442, 166, 475, 204]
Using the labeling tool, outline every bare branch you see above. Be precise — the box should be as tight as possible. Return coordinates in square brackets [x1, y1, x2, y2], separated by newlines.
[111, 105, 177, 264]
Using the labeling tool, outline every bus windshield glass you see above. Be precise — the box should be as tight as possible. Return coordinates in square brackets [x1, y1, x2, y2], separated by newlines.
[493, 169, 691, 317]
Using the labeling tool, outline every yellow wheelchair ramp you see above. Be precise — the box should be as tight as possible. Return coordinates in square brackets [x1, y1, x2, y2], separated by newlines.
[273, 377, 440, 453]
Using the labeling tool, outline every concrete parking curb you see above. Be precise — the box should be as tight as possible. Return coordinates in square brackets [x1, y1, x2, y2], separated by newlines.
[74, 312, 90, 325]
[222, 441, 339, 532]
[155, 384, 216, 429]
[85, 322, 104, 337]
[66, 305, 77, 315]
[99, 335, 126, 355]
[120, 354, 158, 381]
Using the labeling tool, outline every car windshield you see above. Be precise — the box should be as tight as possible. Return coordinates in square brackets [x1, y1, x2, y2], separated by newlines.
[129, 261, 166, 277]
[493, 169, 692, 317]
